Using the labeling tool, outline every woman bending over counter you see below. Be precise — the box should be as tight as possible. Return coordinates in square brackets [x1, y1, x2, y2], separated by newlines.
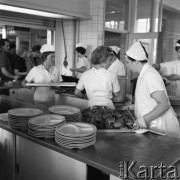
[125, 41, 180, 138]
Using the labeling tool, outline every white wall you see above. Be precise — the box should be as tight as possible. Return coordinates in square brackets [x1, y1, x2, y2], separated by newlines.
[1, 0, 91, 19]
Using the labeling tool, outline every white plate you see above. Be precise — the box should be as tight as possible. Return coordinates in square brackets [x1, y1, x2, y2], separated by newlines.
[8, 108, 42, 117]
[133, 129, 149, 134]
[55, 131, 96, 140]
[0, 113, 8, 121]
[133, 128, 165, 135]
[49, 105, 80, 115]
[56, 122, 97, 137]
[55, 139, 96, 149]
[29, 114, 65, 126]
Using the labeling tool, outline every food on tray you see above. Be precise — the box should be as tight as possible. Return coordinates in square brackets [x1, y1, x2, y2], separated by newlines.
[82, 106, 135, 129]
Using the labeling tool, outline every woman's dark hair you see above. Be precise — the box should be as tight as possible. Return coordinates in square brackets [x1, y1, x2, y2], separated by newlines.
[32, 44, 41, 52]
[175, 40, 180, 51]
[10, 42, 16, 50]
[76, 47, 86, 55]
[113, 51, 119, 58]
[126, 55, 147, 63]
[91, 45, 113, 65]
[41, 51, 54, 62]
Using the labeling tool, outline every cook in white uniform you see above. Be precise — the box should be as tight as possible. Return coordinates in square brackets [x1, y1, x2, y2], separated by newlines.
[22, 44, 60, 106]
[126, 41, 180, 138]
[153, 39, 180, 96]
[75, 45, 120, 109]
[108, 46, 126, 76]
[70, 42, 90, 79]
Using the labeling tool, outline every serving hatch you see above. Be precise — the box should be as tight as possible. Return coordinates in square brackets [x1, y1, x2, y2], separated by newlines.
[26, 82, 77, 87]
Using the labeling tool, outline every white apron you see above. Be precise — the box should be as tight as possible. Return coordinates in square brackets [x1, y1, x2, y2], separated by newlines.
[34, 87, 55, 106]
[135, 64, 180, 138]
[88, 97, 115, 110]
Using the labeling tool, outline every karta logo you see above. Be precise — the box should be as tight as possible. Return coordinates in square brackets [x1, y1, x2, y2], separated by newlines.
[119, 161, 179, 179]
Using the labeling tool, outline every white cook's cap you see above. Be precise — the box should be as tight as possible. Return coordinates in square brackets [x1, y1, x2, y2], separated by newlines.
[40, 44, 55, 53]
[110, 46, 121, 55]
[126, 41, 148, 61]
[76, 42, 87, 50]
[176, 42, 180, 47]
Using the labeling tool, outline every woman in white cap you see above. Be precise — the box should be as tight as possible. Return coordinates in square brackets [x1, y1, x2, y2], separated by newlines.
[70, 42, 90, 79]
[108, 46, 125, 76]
[126, 41, 180, 138]
[22, 44, 60, 106]
[75, 45, 120, 109]
[153, 39, 180, 96]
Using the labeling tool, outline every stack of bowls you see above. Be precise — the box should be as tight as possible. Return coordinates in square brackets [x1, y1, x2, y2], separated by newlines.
[8, 108, 42, 130]
[28, 114, 66, 138]
[55, 122, 97, 149]
[49, 105, 81, 122]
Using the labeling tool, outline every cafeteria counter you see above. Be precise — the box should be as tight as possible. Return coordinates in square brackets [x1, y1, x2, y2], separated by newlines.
[0, 95, 180, 180]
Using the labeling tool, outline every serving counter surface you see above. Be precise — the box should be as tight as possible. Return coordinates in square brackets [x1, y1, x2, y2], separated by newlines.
[0, 95, 180, 179]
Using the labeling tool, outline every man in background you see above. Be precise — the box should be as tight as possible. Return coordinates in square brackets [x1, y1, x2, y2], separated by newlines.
[0, 39, 19, 82]
[25, 44, 43, 72]
[0, 39, 19, 95]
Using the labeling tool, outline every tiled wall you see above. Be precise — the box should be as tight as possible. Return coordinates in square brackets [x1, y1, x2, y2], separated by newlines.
[61, 0, 105, 75]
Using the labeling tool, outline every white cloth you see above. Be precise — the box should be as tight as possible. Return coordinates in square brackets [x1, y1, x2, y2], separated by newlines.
[126, 41, 148, 60]
[108, 58, 125, 76]
[135, 63, 180, 138]
[76, 67, 120, 109]
[76, 43, 87, 49]
[110, 46, 120, 55]
[40, 44, 55, 53]
[25, 65, 59, 105]
[160, 60, 180, 96]
[76, 56, 90, 79]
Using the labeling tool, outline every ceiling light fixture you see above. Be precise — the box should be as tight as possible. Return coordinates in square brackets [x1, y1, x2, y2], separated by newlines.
[0, 4, 73, 19]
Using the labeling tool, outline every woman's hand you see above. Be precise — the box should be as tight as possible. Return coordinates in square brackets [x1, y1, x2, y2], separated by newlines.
[121, 104, 134, 110]
[133, 117, 147, 129]
[13, 75, 20, 81]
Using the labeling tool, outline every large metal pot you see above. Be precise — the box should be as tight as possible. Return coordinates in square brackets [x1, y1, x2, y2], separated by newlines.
[112, 76, 127, 103]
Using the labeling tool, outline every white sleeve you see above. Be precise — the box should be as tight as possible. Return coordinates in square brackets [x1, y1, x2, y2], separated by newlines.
[25, 68, 35, 82]
[144, 72, 164, 94]
[77, 57, 88, 68]
[112, 75, 120, 93]
[76, 77, 85, 91]
[117, 62, 126, 76]
[160, 61, 174, 75]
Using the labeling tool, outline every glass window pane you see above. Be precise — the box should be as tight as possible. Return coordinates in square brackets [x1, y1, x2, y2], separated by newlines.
[136, 0, 152, 33]
[105, 0, 129, 31]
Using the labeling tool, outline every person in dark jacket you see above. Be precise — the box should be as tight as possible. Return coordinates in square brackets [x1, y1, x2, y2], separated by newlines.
[0, 39, 19, 82]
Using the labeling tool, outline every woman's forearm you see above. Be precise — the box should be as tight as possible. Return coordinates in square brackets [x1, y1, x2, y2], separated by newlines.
[144, 102, 170, 125]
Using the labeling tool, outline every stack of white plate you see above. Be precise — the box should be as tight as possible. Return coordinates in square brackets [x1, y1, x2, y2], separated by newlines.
[28, 114, 65, 138]
[55, 122, 97, 149]
[8, 108, 42, 130]
[49, 105, 81, 122]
